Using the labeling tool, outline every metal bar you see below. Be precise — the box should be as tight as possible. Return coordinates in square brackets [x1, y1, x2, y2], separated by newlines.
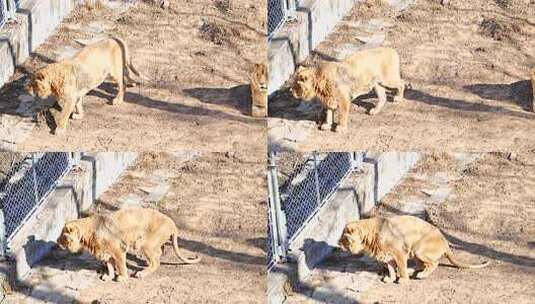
[312, 152, 321, 208]
[0, 209, 5, 259]
[268, 152, 288, 260]
[267, 154, 281, 266]
[31, 154, 39, 204]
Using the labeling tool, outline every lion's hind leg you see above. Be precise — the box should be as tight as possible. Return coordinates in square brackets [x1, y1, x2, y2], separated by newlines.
[381, 78, 405, 103]
[413, 233, 446, 279]
[369, 83, 387, 116]
[71, 97, 84, 120]
[135, 244, 162, 278]
[110, 60, 125, 105]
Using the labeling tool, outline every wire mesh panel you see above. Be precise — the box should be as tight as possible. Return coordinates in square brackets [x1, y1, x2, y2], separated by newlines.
[279, 152, 355, 244]
[0, 0, 7, 29]
[0, 153, 73, 242]
[268, 0, 291, 39]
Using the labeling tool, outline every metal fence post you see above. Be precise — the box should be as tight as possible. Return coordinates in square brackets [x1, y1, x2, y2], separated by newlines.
[31, 154, 39, 205]
[312, 152, 321, 207]
[7, 0, 15, 20]
[0, 209, 5, 260]
[286, 0, 297, 19]
[268, 152, 288, 261]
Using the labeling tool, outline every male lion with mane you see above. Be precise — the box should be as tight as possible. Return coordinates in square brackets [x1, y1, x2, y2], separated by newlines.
[291, 47, 405, 132]
[26, 36, 142, 135]
[57, 207, 200, 281]
[339, 215, 489, 284]
[250, 63, 268, 117]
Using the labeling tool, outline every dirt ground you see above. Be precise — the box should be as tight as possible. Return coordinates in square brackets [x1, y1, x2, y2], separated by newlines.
[282, 151, 535, 303]
[269, 0, 535, 152]
[5, 152, 267, 303]
[0, 0, 266, 152]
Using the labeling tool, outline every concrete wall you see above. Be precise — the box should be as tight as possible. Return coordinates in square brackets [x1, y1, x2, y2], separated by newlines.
[6, 152, 137, 281]
[0, 0, 81, 87]
[268, 0, 358, 95]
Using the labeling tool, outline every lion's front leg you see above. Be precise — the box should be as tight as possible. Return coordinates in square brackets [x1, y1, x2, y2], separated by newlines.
[334, 99, 350, 133]
[110, 248, 129, 282]
[101, 260, 116, 281]
[51, 96, 77, 135]
[320, 108, 333, 131]
[382, 260, 397, 283]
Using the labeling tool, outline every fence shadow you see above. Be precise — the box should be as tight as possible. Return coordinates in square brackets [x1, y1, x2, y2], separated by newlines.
[463, 80, 533, 111]
[182, 84, 252, 116]
[177, 238, 264, 266]
[88, 83, 261, 125]
[406, 88, 535, 119]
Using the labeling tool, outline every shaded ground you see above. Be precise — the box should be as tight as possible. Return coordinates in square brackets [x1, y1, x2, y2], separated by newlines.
[268, 0, 535, 152]
[5, 152, 266, 303]
[281, 152, 535, 303]
[0, 0, 266, 152]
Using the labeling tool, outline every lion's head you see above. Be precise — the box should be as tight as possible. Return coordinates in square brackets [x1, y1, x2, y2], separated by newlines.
[57, 221, 84, 253]
[338, 230, 365, 254]
[251, 63, 268, 93]
[290, 66, 317, 101]
[26, 70, 52, 99]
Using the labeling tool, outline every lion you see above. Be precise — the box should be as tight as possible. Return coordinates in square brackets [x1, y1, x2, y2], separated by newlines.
[57, 207, 200, 281]
[338, 215, 489, 284]
[26, 36, 141, 135]
[250, 63, 268, 117]
[290, 47, 405, 132]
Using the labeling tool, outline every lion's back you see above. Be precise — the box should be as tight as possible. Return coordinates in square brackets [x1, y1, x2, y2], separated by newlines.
[343, 47, 401, 84]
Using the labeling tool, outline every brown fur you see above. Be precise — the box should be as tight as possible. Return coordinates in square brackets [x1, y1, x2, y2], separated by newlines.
[290, 47, 405, 132]
[339, 216, 489, 284]
[26, 36, 141, 135]
[250, 63, 268, 117]
[57, 207, 200, 282]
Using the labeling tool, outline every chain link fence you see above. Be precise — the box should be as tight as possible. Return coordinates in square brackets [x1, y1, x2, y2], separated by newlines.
[0, 0, 16, 30]
[0, 152, 76, 257]
[267, 152, 361, 270]
[268, 0, 297, 40]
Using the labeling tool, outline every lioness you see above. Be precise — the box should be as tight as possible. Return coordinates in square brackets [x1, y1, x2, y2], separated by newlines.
[26, 36, 141, 135]
[291, 47, 405, 132]
[250, 63, 268, 117]
[57, 207, 200, 281]
[339, 216, 489, 284]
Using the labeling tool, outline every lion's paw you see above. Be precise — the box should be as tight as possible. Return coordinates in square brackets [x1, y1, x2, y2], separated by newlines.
[100, 274, 114, 282]
[397, 277, 409, 284]
[53, 127, 66, 136]
[382, 276, 395, 283]
[115, 275, 128, 282]
[368, 108, 380, 116]
[319, 123, 331, 131]
[334, 125, 347, 133]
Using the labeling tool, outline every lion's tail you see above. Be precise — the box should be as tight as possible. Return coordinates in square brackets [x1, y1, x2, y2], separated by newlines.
[109, 35, 146, 86]
[171, 232, 201, 264]
[445, 249, 490, 269]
